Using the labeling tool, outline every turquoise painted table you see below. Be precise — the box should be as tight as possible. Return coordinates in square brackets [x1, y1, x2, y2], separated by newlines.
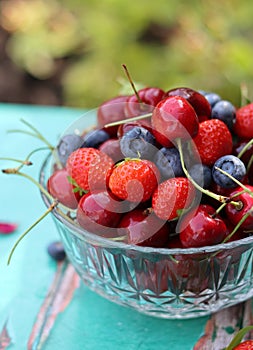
[0, 103, 252, 350]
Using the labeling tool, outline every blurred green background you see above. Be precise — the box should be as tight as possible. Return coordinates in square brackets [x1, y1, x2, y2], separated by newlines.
[1, 0, 253, 108]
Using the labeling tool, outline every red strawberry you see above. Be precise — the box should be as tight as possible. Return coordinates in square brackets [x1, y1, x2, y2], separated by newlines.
[234, 103, 253, 139]
[193, 119, 233, 166]
[152, 177, 195, 220]
[233, 340, 253, 350]
[66, 148, 114, 192]
[109, 159, 160, 203]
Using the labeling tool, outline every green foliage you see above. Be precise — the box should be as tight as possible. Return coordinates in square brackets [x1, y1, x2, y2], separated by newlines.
[2, 0, 253, 107]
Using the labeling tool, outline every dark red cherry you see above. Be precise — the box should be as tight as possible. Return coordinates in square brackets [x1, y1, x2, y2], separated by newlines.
[117, 119, 152, 138]
[151, 95, 199, 147]
[97, 95, 129, 137]
[99, 138, 124, 163]
[225, 185, 253, 230]
[179, 204, 229, 248]
[47, 169, 82, 209]
[233, 139, 253, 166]
[165, 87, 211, 122]
[76, 190, 122, 235]
[124, 87, 165, 118]
[118, 209, 169, 247]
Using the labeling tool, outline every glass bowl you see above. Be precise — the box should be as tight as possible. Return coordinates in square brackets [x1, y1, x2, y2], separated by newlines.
[39, 151, 253, 319]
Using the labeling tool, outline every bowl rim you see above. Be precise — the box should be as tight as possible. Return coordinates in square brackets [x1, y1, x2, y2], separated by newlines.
[39, 152, 253, 256]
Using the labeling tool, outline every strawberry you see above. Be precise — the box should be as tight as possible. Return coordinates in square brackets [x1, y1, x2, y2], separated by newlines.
[193, 119, 233, 166]
[109, 159, 160, 202]
[234, 103, 253, 139]
[152, 177, 195, 220]
[233, 340, 253, 350]
[66, 147, 114, 192]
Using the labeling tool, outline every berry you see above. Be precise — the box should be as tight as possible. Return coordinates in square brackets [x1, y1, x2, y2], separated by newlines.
[211, 100, 236, 130]
[77, 190, 122, 235]
[212, 155, 246, 188]
[124, 87, 165, 118]
[153, 147, 183, 180]
[233, 140, 253, 166]
[204, 92, 221, 107]
[152, 177, 195, 220]
[47, 168, 82, 209]
[179, 204, 229, 248]
[233, 340, 253, 350]
[99, 138, 124, 162]
[56, 134, 84, 166]
[194, 119, 233, 166]
[188, 163, 212, 189]
[118, 209, 169, 247]
[47, 241, 66, 261]
[119, 126, 156, 159]
[225, 185, 253, 230]
[234, 103, 253, 139]
[66, 148, 114, 192]
[97, 95, 129, 136]
[109, 159, 160, 203]
[152, 95, 199, 146]
[82, 128, 110, 148]
[165, 87, 212, 122]
[117, 119, 152, 138]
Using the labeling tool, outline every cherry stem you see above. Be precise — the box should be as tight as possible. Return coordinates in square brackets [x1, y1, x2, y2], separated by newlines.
[237, 138, 253, 160]
[122, 64, 143, 105]
[104, 112, 152, 129]
[7, 201, 58, 265]
[214, 166, 253, 199]
[176, 138, 228, 203]
[223, 209, 252, 244]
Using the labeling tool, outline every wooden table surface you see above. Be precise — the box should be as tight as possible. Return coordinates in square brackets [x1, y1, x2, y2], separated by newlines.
[0, 103, 252, 350]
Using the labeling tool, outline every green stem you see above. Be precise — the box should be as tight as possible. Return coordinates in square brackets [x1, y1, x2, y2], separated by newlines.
[237, 138, 253, 159]
[7, 201, 58, 265]
[176, 138, 228, 203]
[104, 112, 152, 128]
[223, 210, 252, 243]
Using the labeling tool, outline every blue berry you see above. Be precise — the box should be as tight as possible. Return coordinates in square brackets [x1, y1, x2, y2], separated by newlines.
[212, 155, 246, 188]
[120, 126, 156, 159]
[47, 241, 66, 261]
[57, 134, 84, 166]
[204, 92, 221, 107]
[153, 147, 183, 179]
[189, 164, 212, 188]
[211, 100, 236, 130]
[82, 129, 110, 148]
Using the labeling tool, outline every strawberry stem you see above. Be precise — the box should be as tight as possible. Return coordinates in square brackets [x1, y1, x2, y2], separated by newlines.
[7, 201, 58, 265]
[104, 112, 152, 129]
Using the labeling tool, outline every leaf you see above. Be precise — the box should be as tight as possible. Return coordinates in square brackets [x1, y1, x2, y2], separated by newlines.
[225, 325, 253, 350]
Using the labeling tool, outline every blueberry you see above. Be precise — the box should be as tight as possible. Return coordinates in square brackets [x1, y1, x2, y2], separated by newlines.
[153, 147, 183, 179]
[82, 129, 110, 148]
[204, 92, 221, 107]
[211, 100, 236, 130]
[212, 155, 246, 188]
[47, 241, 66, 261]
[120, 126, 156, 159]
[57, 134, 84, 166]
[189, 164, 212, 188]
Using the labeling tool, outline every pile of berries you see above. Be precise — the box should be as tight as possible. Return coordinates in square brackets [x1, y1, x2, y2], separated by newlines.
[47, 86, 253, 249]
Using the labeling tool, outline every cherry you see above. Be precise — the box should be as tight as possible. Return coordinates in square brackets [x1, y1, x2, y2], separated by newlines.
[233, 139, 253, 166]
[151, 95, 199, 147]
[165, 87, 211, 122]
[225, 185, 253, 230]
[179, 204, 229, 248]
[99, 138, 124, 163]
[76, 190, 122, 235]
[47, 168, 82, 209]
[117, 119, 152, 138]
[124, 87, 166, 118]
[97, 95, 129, 137]
[118, 209, 169, 247]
